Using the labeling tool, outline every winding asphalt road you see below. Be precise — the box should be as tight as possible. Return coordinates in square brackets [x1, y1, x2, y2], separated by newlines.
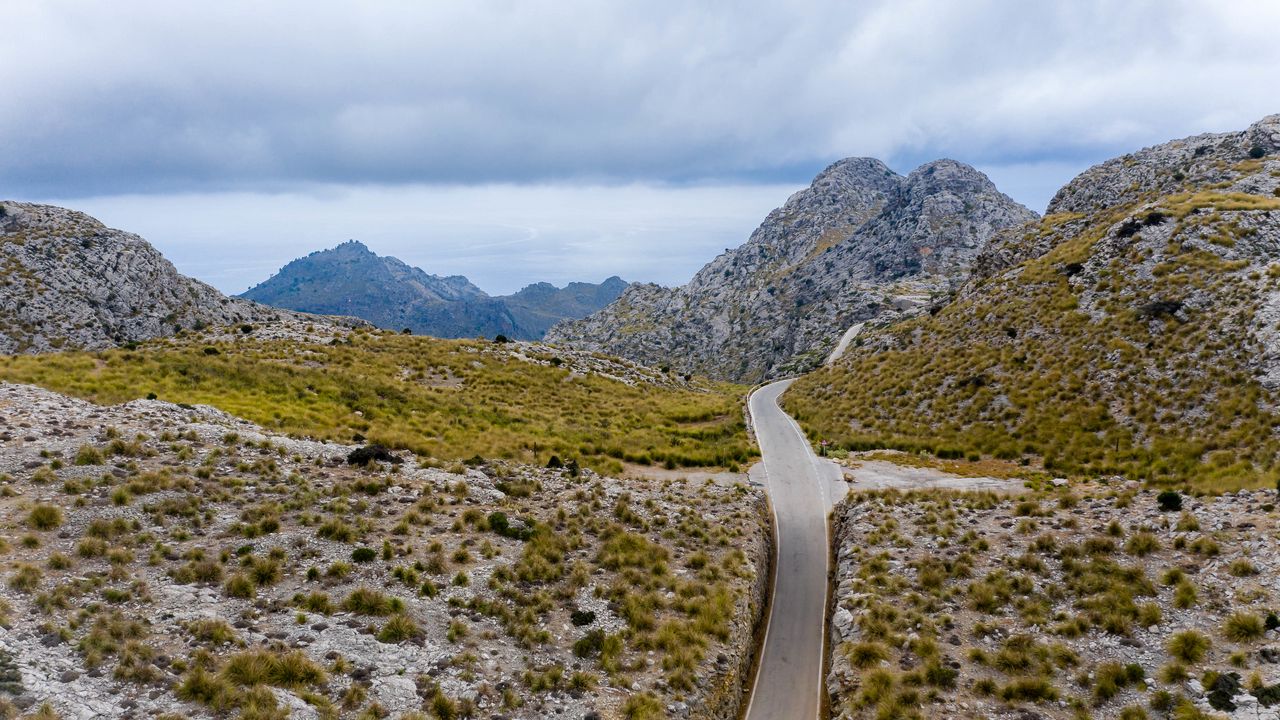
[744, 379, 833, 720]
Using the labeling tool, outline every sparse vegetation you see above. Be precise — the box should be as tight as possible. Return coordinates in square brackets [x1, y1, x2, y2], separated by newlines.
[827, 483, 1280, 717]
[786, 178, 1280, 488]
[0, 332, 755, 473]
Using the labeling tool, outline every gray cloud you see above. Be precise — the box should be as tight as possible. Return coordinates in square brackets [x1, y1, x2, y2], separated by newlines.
[4, 1, 1279, 197]
[9, 2, 1280, 294]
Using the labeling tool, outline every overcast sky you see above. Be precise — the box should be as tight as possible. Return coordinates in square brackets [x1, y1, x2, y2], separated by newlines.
[5, 1, 1279, 294]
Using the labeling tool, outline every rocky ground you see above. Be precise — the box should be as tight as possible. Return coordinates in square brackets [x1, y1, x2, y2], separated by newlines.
[0, 382, 767, 719]
[827, 483, 1280, 719]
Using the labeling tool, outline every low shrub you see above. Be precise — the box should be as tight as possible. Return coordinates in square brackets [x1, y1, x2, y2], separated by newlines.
[1168, 630, 1210, 662]
[28, 504, 63, 530]
[1223, 612, 1265, 642]
[1156, 490, 1182, 512]
[377, 614, 420, 643]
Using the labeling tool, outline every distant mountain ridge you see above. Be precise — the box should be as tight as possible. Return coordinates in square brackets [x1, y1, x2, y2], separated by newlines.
[0, 201, 362, 354]
[547, 157, 1037, 382]
[241, 240, 626, 340]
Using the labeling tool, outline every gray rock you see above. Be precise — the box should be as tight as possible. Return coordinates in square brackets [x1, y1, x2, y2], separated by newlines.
[0, 201, 366, 354]
[548, 158, 1036, 382]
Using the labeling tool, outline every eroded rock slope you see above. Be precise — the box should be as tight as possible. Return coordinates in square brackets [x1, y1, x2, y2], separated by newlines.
[548, 159, 1036, 382]
[787, 114, 1280, 486]
[0, 202, 362, 354]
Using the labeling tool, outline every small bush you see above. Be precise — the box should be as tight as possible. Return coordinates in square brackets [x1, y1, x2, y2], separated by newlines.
[1157, 491, 1182, 512]
[1249, 146, 1267, 159]
[998, 677, 1059, 702]
[1223, 612, 1265, 642]
[8, 564, 42, 592]
[342, 587, 394, 616]
[377, 614, 420, 643]
[220, 649, 326, 689]
[621, 693, 664, 720]
[187, 618, 239, 646]
[845, 641, 890, 668]
[346, 445, 401, 466]
[351, 547, 376, 563]
[1125, 532, 1160, 557]
[173, 559, 223, 585]
[1167, 630, 1210, 663]
[74, 445, 104, 465]
[1119, 705, 1149, 720]
[573, 630, 605, 658]
[1093, 661, 1144, 704]
[316, 519, 355, 542]
[1174, 581, 1198, 609]
[224, 573, 255, 599]
[293, 591, 334, 615]
[176, 665, 236, 709]
[1228, 559, 1257, 577]
[28, 504, 63, 530]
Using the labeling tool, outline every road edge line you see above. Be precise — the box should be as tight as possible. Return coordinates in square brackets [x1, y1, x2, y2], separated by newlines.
[741, 383, 782, 720]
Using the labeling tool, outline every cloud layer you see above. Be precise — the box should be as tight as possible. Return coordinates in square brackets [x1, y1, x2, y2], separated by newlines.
[6, 2, 1280, 293]
[5, 1, 1279, 197]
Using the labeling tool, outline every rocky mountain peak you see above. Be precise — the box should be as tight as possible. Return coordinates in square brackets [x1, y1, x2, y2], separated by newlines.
[1246, 113, 1280, 152]
[548, 155, 1035, 382]
[1048, 114, 1280, 216]
[803, 156, 906, 196]
[775, 156, 901, 227]
[903, 158, 1002, 196]
[0, 201, 360, 354]
[788, 114, 1280, 486]
[328, 239, 375, 256]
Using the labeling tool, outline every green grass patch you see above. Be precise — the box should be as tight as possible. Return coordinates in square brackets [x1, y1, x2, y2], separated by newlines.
[0, 332, 755, 473]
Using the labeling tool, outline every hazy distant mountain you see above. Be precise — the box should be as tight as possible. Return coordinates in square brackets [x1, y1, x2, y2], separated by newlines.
[502, 277, 629, 338]
[241, 240, 626, 340]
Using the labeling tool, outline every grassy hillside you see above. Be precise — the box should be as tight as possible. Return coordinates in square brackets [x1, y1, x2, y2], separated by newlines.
[785, 183, 1280, 490]
[0, 328, 755, 474]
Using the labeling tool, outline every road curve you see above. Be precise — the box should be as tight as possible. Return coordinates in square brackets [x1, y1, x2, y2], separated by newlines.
[744, 379, 830, 720]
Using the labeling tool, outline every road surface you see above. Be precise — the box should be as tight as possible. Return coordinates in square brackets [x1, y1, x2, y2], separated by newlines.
[824, 322, 864, 365]
[744, 379, 833, 720]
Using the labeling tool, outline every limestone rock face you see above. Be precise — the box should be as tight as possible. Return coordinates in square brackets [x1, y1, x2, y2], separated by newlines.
[0, 202, 359, 354]
[786, 114, 1280, 485]
[547, 158, 1036, 382]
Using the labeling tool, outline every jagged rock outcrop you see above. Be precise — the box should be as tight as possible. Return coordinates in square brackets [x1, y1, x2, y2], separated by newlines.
[0, 202, 360, 354]
[242, 240, 626, 340]
[546, 158, 1036, 382]
[787, 114, 1280, 486]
